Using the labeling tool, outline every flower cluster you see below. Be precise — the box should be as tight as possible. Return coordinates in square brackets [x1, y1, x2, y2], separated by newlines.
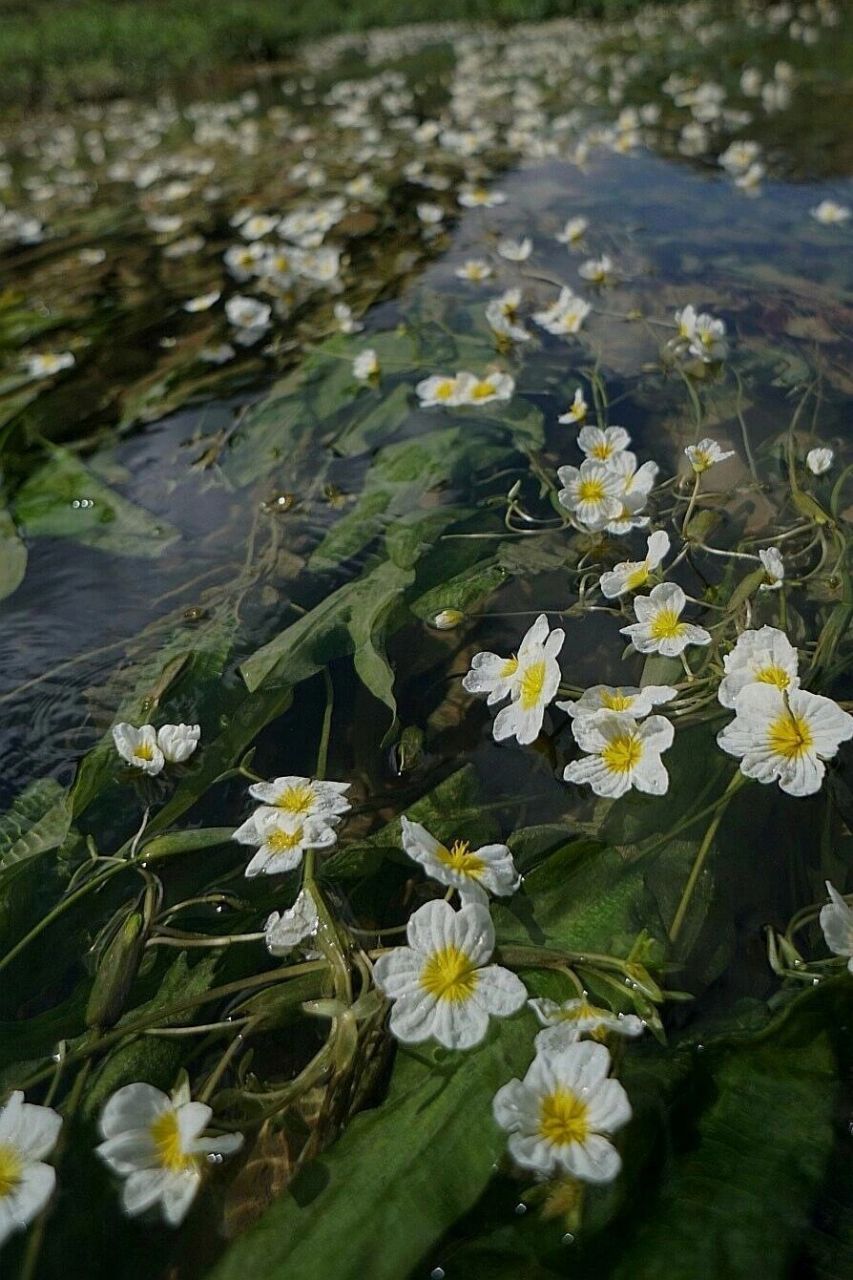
[233, 774, 351, 876]
[557, 424, 658, 535]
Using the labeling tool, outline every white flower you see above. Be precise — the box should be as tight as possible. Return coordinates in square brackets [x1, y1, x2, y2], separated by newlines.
[430, 608, 464, 630]
[718, 685, 853, 796]
[577, 425, 631, 462]
[224, 243, 265, 281]
[372, 899, 526, 1050]
[556, 216, 588, 245]
[758, 546, 785, 590]
[400, 816, 520, 906]
[811, 200, 850, 226]
[462, 612, 552, 708]
[353, 349, 379, 382]
[240, 213, 278, 240]
[455, 259, 493, 282]
[578, 254, 614, 284]
[806, 447, 834, 475]
[225, 295, 271, 345]
[458, 186, 507, 208]
[96, 1082, 242, 1226]
[605, 451, 659, 533]
[529, 997, 643, 1052]
[599, 530, 670, 598]
[688, 312, 728, 362]
[557, 683, 677, 720]
[734, 162, 765, 193]
[719, 139, 762, 174]
[491, 619, 565, 746]
[620, 582, 712, 656]
[485, 289, 529, 343]
[558, 388, 588, 425]
[563, 710, 674, 798]
[265, 889, 319, 956]
[183, 290, 220, 313]
[557, 459, 624, 530]
[0, 1093, 62, 1248]
[497, 236, 532, 261]
[718, 626, 800, 709]
[248, 775, 351, 822]
[156, 723, 201, 764]
[199, 343, 235, 365]
[819, 883, 853, 972]
[334, 302, 363, 334]
[492, 1040, 631, 1182]
[533, 287, 591, 336]
[233, 808, 338, 877]
[113, 723, 164, 776]
[685, 438, 735, 472]
[415, 373, 463, 407]
[416, 202, 444, 225]
[454, 370, 515, 405]
[25, 352, 75, 379]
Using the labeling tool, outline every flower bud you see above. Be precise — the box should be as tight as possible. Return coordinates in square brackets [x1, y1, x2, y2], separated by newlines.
[430, 608, 464, 631]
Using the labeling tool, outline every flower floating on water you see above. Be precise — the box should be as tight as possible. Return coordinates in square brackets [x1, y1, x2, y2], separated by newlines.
[225, 294, 271, 345]
[455, 259, 493, 282]
[819, 883, 853, 972]
[577, 425, 631, 463]
[96, 1081, 242, 1225]
[674, 305, 728, 363]
[811, 200, 850, 226]
[599, 529, 670, 597]
[430, 608, 465, 630]
[604, 452, 659, 534]
[529, 997, 644, 1051]
[416, 373, 463, 407]
[353, 348, 379, 382]
[234, 808, 338, 877]
[555, 216, 588, 245]
[563, 709, 675, 797]
[717, 686, 853, 797]
[758, 546, 785, 590]
[112, 723, 200, 775]
[486, 289, 530, 343]
[492, 1040, 631, 1182]
[265, 889, 320, 957]
[372, 899, 526, 1050]
[333, 302, 363, 334]
[558, 388, 588, 425]
[25, 351, 75, 379]
[533, 287, 591, 336]
[248, 775, 351, 823]
[620, 582, 712, 656]
[497, 236, 532, 261]
[557, 459, 624, 530]
[0, 1092, 62, 1247]
[806, 447, 834, 475]
[454, 370, 515, 405]
[458, 186, 507, 208]
[684, 438, 735, 472]
[400, 816, 521, 906]
[557, 683, 677, 720]
[183, 290, 220, 313]
[717, 626, 799, 709]
[578, 254, 614, 284]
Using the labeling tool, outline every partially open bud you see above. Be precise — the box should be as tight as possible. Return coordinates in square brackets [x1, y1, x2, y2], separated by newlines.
[430, 608, 464, 631]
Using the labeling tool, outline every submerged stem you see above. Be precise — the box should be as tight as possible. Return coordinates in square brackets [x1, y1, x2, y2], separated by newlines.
[669, 772, 746, 945]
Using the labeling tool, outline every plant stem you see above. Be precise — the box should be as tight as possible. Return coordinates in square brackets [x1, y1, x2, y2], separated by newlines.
[316, 668, 334, 782]
[669, 772, 745, 945]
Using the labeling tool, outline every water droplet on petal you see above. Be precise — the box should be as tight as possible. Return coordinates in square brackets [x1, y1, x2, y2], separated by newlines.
[562, 1233, 575, 1246]
[514, 1202, 527, 1216]
[430, 1268, 445, 1280]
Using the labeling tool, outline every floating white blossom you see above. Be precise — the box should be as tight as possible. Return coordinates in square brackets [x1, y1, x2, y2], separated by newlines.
[685, 438, 736, 472]
[577, 425, 631, 462]
[563, 710, 674, 797]
[819, 883, 853, 972]
[758, 546, 785, 590]
[811, 200, 850, 226]
[353, 349, 379, 381]
[0, 1093, 62, 1247]
[400, 816, 520, 906]
[717, 685, 853, 796]
[558, 388, 588, 425]
[234, 808, 338, 876]
[529, 997, 644, 1052]
[717, 627, 799, 709]
[599, 530, 670, 598]
[557, 683, 677, 720]
[806, 447, 834, 475]
[265, 889, 319, 956]
[557, 459, 624, 530]
[620, 582, 712, 656]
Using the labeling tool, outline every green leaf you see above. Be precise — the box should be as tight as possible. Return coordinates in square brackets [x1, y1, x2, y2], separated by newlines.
[14, 446, 179, 556]
[0, 777, 73, 868]
[0, 499, 26, 598]
[209, 1014, 536, 1280]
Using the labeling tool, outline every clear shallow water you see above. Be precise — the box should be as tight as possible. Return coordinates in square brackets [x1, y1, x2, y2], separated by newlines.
[1, 4, 853, 1279]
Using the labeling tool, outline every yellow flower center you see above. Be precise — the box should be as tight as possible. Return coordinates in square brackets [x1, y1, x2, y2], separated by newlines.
[266, 826, 303, 852]
[500, 655, 519, 678]
[0, 1144, 23, 1198]
[601, 732, 643, 774]
[578, 478, 606, 503]
[625, 565, 649, 590]
[435, 379, 456, 400]
[692, 451, 711, 471]
[134, 743, 155, 762]
[767, 711, 813, 761]
[649, 609, 685, 640]
[420, 945, 478, 1003]
[538, 1089, 590, 1146]
[600, 691, 634, 712]
[436, 839, 486, 878]
[274, 784, 315, 815]
[150, 1110, 198, 1174]
[470, 380, 495, 400]
[755, 664, 791, 689]
[590, 443, 614, 460]
[519, 660, 547, 710]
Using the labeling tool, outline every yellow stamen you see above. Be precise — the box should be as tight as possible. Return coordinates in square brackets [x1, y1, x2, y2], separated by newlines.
[519, 660, 546, 710]
[0, 1144, 22, 1198]
[150, 1110, 198, 1174]
[266, 826, 302, 852]
[470, 380, 495, 400]
[538, 1089, 590, 1146]
[500, 655, 519, 678]
[436, 839, 486, 878]
[649, 609, 685, 641]
[578, 478, 606, 503]
[420, 945, 478, 1002]
[134, 743, 155, 762]
[273, 783, 315, 815]
[755, 664, 791, 690]
[435, 380, 456, 400]
[601, 733, 643, 774]
[590, 443, 614, 460]
[600, 691, 634, 712]
[767, 711, 813, 761]
[625, 565, 649, 590]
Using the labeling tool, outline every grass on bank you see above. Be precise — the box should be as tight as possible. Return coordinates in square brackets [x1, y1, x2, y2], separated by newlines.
[1, 0, 680, 107]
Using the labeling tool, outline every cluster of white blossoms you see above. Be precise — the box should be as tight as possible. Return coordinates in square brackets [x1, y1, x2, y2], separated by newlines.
[557, 424, 658, 535]
[672, 304, 729, 363]
[532, 287, 592, 338]
[415, 369, 515, 407]
[716, 628, 853, 797]
[232, 774, 351, 877]
[112, 722, 200, 776]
